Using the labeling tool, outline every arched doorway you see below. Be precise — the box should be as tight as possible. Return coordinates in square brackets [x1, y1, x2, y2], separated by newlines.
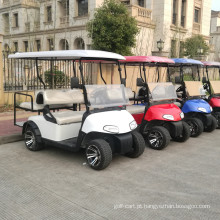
[59, 39, 69, 50]
[74, 38, 85, 49]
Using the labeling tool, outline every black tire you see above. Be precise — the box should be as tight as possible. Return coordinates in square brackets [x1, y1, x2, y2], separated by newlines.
[144, 126, 171, 150]
[24, 125, 44, 151]
[172, 121, 190, 142]
[185, 118, 204, 137]
[204, 115, 217, 132]
[86, 139, 112, 170]
[213, 112, 220, 129]
[125, 131, 145, 158]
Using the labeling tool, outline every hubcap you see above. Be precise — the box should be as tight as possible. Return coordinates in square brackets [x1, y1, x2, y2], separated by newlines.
[86, 145, 101, 167]
[25, 131, 35, 149]
[148, 131, 163, 148]
[188, 121, 198, 135]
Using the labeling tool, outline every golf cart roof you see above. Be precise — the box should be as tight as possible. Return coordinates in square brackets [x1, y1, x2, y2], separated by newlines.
[202, 61, 220, 67]
[121, 56, 175, 64]
[172, 58, 203, 65]
[8, 50, 125, 61]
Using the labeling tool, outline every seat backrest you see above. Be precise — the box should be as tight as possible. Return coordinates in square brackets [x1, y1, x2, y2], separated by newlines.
[125, 87, 134, 99]
[210, 81, 220, 94]
[34, 89, 84, 105]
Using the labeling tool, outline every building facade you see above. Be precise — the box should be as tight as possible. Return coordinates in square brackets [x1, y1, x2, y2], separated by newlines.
[0, 0, 212, 58]
[147, 0, 211, 57]
[210, 10, 220, 61]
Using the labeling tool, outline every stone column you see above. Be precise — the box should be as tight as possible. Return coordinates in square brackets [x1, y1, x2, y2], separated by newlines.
[0, 34, 4, 106]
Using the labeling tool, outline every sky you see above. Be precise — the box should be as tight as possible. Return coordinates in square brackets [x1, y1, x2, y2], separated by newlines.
[212, 0, 220, 11]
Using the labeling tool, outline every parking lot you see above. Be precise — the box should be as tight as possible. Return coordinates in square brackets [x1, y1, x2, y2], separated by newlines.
[0, 130, 220, 220]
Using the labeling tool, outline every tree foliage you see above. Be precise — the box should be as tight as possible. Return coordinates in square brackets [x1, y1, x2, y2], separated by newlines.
[184, 35, 209, 58]
[87, 0, 139, 55]
[44, 69, 66, 88]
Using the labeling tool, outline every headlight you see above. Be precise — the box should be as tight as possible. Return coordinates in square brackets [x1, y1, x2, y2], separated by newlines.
[129, 120, 137, 130]
[210, 106, 213, 112]
[163, 114, 174, 120]
[198, 107, 207, 113]
[103, 125, 119, 134]
[180, 112, 184, 119]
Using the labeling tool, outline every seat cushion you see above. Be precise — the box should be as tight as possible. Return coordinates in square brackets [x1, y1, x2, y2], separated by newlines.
[20, 102, 73, 111]
[126, 105, 145, 114]
[20, 102, 45, 110]
[52, 111, 85, 125]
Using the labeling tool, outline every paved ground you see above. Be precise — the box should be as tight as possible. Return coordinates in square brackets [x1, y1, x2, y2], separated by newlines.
[0, 130, 219, 220]
[0, 111, 37, 144]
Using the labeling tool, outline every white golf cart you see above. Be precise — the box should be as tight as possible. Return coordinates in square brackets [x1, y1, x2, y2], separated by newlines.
[9, 50, 145, 170]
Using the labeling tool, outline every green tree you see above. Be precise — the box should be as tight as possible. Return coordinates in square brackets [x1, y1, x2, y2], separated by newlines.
[87, 0, 139, 55]
[44, 69, 67, 89]
[184, 35, 209, 58]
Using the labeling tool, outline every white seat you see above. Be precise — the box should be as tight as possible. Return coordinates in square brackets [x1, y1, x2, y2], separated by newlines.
[19, 89, 84, 111]
[52, 110, 85, 125]
[20, 102, 73, 111]
[126, 105, 145, 114]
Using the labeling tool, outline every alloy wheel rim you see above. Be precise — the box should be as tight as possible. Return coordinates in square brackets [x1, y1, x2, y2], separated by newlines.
[188, 121, 198, 135]
[25, 131, 35, 149]
[86, 145, 101, 167]
[148, 131, 163, 148]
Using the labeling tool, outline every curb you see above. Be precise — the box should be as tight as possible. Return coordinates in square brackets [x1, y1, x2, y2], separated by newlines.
[0, 134, 23, 145]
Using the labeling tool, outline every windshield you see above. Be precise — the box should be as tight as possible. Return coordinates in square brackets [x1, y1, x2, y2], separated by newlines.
[149, 83, 177, 101]
[85, 84, 129, 108]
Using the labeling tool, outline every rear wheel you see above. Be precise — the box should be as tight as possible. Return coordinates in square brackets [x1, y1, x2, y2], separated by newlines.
[144, 126, 171, 150]
[213, 112, 220, 129]
[125, 131, 145, 158]
[204, 115, 217, 132]
[86, 139, 112, 170]
[172, 121, 190, 142]
[24, 125, 44, 151]
[185, 118, 204, 137]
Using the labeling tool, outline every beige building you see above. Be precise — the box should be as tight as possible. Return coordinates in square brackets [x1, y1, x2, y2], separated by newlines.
[147, 0, 211, 57]
[0, 0, 155, 55]
[210, 10, 220, 61]
[0, 0, 212, 57]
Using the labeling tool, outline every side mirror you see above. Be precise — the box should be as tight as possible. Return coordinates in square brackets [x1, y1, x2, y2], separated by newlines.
[121, 78, 126, 86]
[202, 77, 207, 84]
[136, 78, 145, 87]
[71, 77, 80, 89]
[175, 76, 182, 84]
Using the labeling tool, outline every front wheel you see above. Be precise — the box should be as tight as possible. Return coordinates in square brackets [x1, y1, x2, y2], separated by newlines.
[86, 139, 112, 170]
[204, 115, 217, 132]
[24, 125, 44, 151]
[172, 121, 190, 142]
[144, 126, 171, 150]
[185, 118, 204, 137]
[125, 131, 145, 158]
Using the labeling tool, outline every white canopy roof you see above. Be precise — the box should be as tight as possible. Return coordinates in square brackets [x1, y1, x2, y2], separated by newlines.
[8, 50, 125, 60]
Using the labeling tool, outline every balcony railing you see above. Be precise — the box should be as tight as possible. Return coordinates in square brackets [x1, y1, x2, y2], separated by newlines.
[60, 16, 69, 24]
[34, 22, 40, 31]
[128, 5, 152, 23]
[2, 0, 39, 6]
[25, 22, 30, 32]
[193, 22, 201, 33]
[4, 27, 9, 34]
